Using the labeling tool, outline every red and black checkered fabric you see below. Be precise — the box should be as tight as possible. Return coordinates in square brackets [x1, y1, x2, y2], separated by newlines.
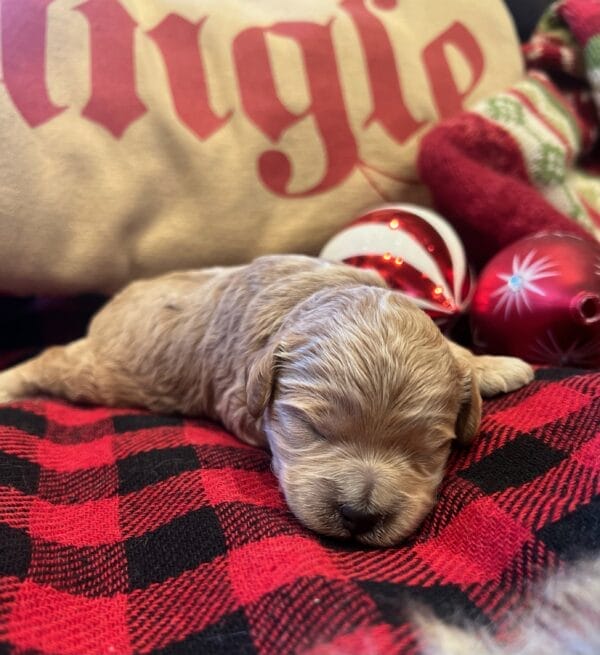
[0, 366, 599, 655]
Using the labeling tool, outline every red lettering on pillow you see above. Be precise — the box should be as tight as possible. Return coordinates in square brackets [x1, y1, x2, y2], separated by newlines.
[340, 0, 426, 143]
[76, 0, 147, 137]
[233, 27, 298, 142]
[1, 0, 488, 195]
[147, 15, 232, 140]
[0, 0, 66, 127]
[422, 22, 485, 119]
[234, 21, 359, 197]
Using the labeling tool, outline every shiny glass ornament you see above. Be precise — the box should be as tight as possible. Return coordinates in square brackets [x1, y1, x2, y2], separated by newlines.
[471, 232, 600, 367]
[320, 203, 474, 330]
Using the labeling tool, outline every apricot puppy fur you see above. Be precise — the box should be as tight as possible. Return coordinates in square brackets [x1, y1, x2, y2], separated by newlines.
[0, 256, 533, 545]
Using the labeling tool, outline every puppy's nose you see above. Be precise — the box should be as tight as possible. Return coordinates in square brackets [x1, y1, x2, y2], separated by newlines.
[339, 504, 380, 535]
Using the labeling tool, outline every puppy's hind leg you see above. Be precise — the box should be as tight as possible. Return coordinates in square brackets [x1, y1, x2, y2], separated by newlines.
[0, 339, 105, 404]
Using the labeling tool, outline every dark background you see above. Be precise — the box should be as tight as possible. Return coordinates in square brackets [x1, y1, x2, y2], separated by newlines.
[505, 0, 553, 41]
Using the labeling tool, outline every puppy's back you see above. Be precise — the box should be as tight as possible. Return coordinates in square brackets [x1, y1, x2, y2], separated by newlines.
[83, 255, 388, 429]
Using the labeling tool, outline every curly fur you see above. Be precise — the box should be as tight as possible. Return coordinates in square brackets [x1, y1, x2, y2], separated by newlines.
[0, 255, 533, 545]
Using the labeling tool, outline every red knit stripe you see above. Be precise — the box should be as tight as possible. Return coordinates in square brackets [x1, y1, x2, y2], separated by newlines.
[529, 71, 591, 147]
[128, 557, 236, 653]
[28, 496, 121, 547]
[414, 498, 533, 587]
[200, 468, 286, 508]
[507, 88, 575, 162]
[37, 435, 116, 472]
[119, 469, 210, 538]
[560, 0, 600, 45]
[0, 486, 32, 529]
[6, 581, 132, 655]
[0, 426, 254, 470]
[120, 469, 284, 538]
[228, 535, 345, 605]
[573, 432, 600, 469]
[488, 384, 590, 431]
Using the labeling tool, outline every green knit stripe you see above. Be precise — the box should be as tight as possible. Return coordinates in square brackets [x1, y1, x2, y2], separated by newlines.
[519, 77, 581, 152]
[570, 171, 600, 238]
[584, 35, 600, 71]
[475, 87, 571, 187]
[536, 4, 578, 48]
[542, 179, 586, 222]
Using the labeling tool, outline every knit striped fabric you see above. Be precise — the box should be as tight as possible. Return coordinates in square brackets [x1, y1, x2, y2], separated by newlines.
[419, 0, 600, 270]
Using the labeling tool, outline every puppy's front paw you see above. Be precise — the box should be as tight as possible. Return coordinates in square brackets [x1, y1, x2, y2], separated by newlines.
[475, 355, 534, 397]
[0, 370, 27, 404]
[0, 389, 19, 404]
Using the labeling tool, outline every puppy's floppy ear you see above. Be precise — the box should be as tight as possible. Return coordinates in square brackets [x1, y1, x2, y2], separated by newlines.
[245, 341, 280, 418]
[455, 362, 482, 445]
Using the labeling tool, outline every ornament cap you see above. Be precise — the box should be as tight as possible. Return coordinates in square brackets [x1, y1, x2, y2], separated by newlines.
[570, 292, 600, 326]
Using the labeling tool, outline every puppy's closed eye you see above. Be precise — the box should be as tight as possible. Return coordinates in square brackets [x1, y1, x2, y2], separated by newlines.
[292, 410, 328, 442]
[306, 423, 327, 442]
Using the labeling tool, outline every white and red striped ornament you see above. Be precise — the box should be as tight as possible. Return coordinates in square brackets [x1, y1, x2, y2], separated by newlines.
[320, 204, 474, 329]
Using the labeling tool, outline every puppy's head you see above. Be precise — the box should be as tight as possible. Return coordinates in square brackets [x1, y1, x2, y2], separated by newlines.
[246, 287, 480, 546]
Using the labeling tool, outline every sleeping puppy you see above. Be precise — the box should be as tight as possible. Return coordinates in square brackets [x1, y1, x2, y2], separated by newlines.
[0, 255, 533, 546]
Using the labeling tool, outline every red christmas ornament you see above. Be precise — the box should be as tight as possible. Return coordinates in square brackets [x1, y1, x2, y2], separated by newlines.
[471, 232, 600, 367]
[320, 204, 474, 330]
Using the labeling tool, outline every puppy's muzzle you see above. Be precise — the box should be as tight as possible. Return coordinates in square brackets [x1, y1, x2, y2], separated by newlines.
[339, 504, 383, 536]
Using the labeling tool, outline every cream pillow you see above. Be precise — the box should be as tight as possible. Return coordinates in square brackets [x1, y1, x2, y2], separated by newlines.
[0, 0, 523, 294]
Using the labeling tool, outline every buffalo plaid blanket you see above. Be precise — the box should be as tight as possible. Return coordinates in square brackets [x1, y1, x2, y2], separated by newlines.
[1, 302, 599, 655]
